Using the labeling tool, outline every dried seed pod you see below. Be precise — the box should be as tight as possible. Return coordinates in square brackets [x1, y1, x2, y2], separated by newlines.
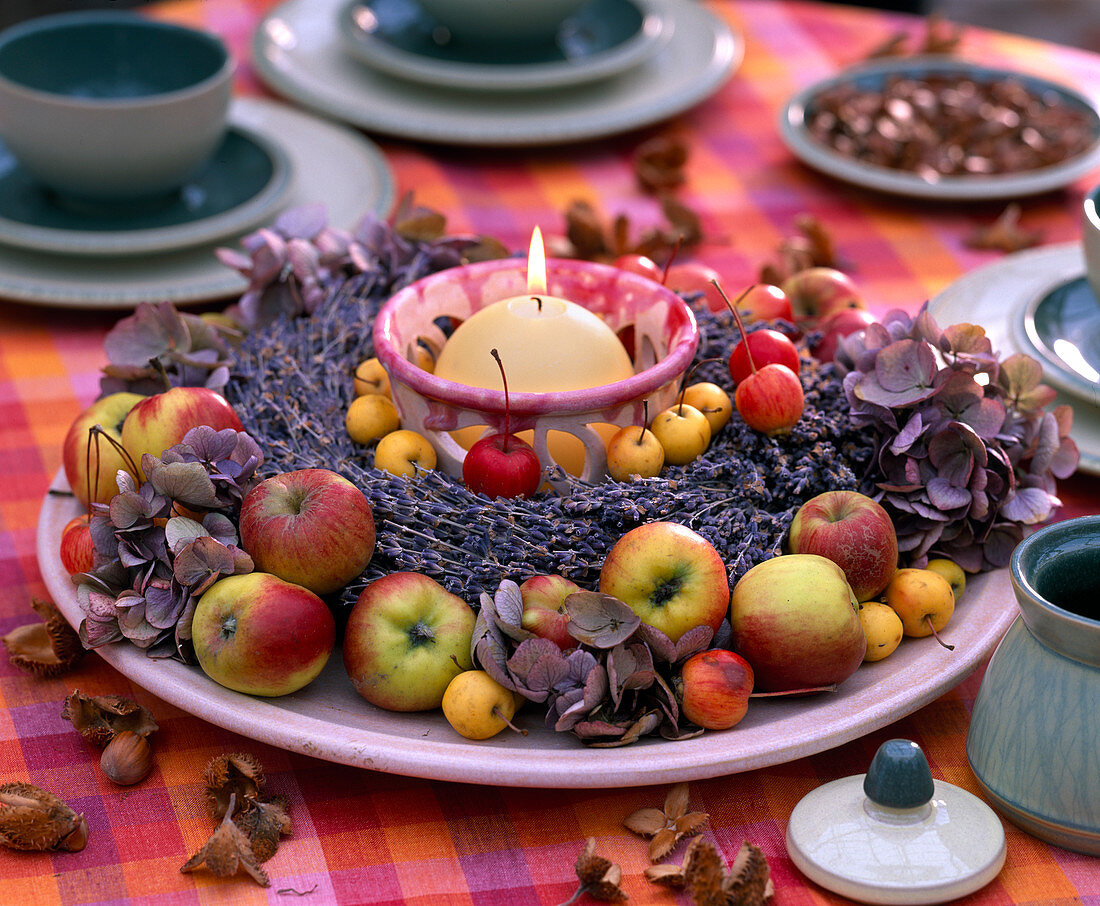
[62, 690, 159, 748]
[203, 753, 266, 820]
[2, 599, 84, 677]
[100, 731, 153, 786]
[0, 782, 88, 852]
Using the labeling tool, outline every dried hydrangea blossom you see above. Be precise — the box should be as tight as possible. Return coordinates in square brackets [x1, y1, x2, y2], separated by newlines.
[837, 306, 1078, 570]
[2, 599, 84, 677]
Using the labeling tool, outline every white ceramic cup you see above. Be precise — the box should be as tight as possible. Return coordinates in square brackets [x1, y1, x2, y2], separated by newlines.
[414, 0, 588, 43]
[0, 11, 233, 203]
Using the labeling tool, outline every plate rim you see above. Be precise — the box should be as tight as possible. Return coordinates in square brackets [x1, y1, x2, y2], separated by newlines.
[0, 96, 396, 309]
[778, 55, 1100, 201]
[0, 124, 293, 258]
[335, 0, 670, 93]
[1017, 274, 1100, 405]
[38, 472, 1016, 788]
[928, 241, 1100, 476]
[252, 0, 741, 146]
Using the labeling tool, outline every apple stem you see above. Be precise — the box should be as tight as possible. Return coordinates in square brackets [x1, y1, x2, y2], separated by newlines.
[492, 706, 529, 736]
[636, 400, 651, 446]
[659, 235, 684, 286]
[749, 684, 838, 697]
[926, 616, 955, 650]
[712, 280, 760, 375]
[490, 347, 513, 454]
[89, 424, 142, 487]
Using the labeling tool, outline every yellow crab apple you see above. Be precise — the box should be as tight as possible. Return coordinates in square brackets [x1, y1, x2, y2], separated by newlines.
[606, 423, 664, 481]
[858, 600, 904, 662]
[650, 403, 711, 466]
[374, 429, 437, 478]
[681, 382, 732, 436]
[353, 357, 391, 397]
[345, 394, 400, 445]
[442, 670, 522, 740]
[884, 568, 955, 647]
[925, 558, 966, 602]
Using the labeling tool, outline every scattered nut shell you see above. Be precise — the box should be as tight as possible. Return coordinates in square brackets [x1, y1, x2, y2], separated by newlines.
[100, 731, 153, 786]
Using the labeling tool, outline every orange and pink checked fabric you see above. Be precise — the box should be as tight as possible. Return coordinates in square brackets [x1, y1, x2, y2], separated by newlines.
[2, 1, 1100, 903]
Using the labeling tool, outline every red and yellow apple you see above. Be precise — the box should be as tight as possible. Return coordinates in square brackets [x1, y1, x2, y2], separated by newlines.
[239, 468, 376, 596]
[120, 386, 243, 481]
[729, 553, 865, 692]
[59, 514, 95, 575]
[787, 490, 899, 602]
[679, 649, 754, 730]
[192, 572, 336, 697]
[62, 391, 144, 505]
[519, 573, 583, 650]
[343, 571, 476, 712]
[598, 522, 729, 643]
[780, 267, 863, 325]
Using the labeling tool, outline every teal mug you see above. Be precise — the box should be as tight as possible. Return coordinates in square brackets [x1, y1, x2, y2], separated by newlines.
[966, 514, 1100, 855]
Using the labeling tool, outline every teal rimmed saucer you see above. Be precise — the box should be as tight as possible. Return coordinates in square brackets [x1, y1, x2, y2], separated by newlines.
[337, 0, 666, 92]
[0, 124, 291, 256]
[1017, 275, 1100, 406]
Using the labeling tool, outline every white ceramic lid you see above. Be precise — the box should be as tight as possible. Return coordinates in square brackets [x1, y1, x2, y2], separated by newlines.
[785, 740, 1006, 904]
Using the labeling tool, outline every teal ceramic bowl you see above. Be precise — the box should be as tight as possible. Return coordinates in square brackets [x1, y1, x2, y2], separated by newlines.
[0, 11, 233, 202]
[414, 0, 587, 43]
[966, 515, 1100, 855]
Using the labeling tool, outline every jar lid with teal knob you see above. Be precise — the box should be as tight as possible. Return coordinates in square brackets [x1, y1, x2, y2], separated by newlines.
[785, 739, 1006, 904]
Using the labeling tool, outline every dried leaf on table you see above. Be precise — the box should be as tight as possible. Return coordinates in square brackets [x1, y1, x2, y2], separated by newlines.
[793, 213, 841, 269]
[565, 200, 612, 260]
[559, 837, 628, 904]
[2, 598, 85, 677]
[0, 782, 88, 853]
[864, 30, 908, 59]
[623, 782, 708, 862]
[634, 135, 689, 194]
[62, 689, 159, 748]
[965, 203, 1043, 252]
[181, 793, 269, 887]
[203, 753, 266, 820]
[390, 190, 447, 242]
[919, 13, 965, 54]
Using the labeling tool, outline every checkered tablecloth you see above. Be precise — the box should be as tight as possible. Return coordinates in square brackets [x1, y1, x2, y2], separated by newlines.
[2, 1, 1099, 902]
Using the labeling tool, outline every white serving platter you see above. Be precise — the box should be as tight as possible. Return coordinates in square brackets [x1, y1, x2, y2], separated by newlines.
[39, 473, 1016, 788]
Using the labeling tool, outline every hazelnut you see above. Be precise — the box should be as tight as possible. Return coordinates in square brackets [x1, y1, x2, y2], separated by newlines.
[100, 731, 152, 786]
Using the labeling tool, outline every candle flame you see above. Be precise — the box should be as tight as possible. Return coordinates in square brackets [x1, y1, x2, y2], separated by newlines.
[527, 226, 547, 295]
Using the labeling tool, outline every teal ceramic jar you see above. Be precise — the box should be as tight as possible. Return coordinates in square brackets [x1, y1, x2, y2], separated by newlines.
[966, 515, 1100, 855]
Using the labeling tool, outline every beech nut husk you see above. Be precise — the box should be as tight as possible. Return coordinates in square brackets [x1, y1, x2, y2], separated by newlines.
[100, 731, 152, 786]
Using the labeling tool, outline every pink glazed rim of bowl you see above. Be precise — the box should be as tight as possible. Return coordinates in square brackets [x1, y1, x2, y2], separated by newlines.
[372, 256, 700, 416]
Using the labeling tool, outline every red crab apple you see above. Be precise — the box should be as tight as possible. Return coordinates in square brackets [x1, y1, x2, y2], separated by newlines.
[729, 553, 865, 692]
[780, 267, 863, 325]
[192, 572, 336, 697]
[788, 489, 899, 602]
[519, 574, 583, 650]
[59, 514, 95, 575]
[811, 308, 879, 363]
[462, 348, 541, 499]
[598, 522, 729, 643]
[663, 262, 725, 312]
[343, 571, 476, 712]
[120, 386, 243, 481]
[679, 649, 754, 730]
[728, 329, 801, 385]
[239, 468, 376, 596]
[62, 391, 145, 506]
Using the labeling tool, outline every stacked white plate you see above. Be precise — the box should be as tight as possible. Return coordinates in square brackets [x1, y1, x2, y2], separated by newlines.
[252, 0, 743, 145]
[0, 97, 395, 308]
